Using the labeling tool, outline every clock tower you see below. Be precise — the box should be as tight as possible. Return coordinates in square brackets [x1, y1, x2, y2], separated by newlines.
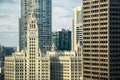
[26, 13, 40, 79]
[27, 13, 39, 55]
[5, 12, 50, 80]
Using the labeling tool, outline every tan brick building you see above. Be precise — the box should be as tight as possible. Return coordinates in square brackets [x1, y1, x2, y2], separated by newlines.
[83, 0, 120, 80]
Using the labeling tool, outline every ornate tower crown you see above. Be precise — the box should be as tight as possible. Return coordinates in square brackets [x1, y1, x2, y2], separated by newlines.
[27, 11, 39, 55]
[28, 11, 37, 28]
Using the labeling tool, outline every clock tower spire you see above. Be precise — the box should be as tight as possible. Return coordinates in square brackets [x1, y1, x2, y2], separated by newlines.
[27, 12, 40, 56]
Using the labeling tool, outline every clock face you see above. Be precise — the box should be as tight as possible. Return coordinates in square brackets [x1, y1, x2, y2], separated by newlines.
[30, 31, 35, 37]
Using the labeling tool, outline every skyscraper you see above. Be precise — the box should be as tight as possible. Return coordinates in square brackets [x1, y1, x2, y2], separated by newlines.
[83, 0, 120, 79]
[52, 29, 71, 51]
[19, 0, 52, 53]
[72, 6, 83, 51]
[5, 13, 50, 80]
[59, 29, 71, 51]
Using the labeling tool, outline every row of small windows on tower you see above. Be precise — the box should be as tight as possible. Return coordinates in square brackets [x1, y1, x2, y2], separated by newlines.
[83, 14, 107, 18]
[29, 39, 36, 45]
[29, 47, 36, 49]
[83, 22, 108, 27]
[30, 24, 36, 28]
[83, 50, 108, 53]
[30, 38, 35, 40]
[29, 50, 36, 53]
[83, 45, 107, 48]
[83, 10, 107, 14]
[83, 18, 107, 22]
[83, 31, 107, 35]
[83, 27, 107, 31]
[83, 4, 108, 10]
[83, 0, 107, 5]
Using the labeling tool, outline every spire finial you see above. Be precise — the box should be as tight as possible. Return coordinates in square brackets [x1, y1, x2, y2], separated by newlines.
[51, 43, 57, 51]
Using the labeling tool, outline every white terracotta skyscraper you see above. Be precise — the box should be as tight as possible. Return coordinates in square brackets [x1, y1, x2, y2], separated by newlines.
[72, 6, 83, 51]
[5, 13, 50, 80]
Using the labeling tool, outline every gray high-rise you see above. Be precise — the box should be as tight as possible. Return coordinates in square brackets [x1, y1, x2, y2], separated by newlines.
[19, 0, 52, 53]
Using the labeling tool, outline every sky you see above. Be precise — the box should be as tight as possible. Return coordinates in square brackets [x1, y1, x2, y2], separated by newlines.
[0, 0, 82, 47]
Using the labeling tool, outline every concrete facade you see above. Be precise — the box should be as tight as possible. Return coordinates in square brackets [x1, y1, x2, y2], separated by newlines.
[72, 6, 83, 51]
[83, 0, 120, 80]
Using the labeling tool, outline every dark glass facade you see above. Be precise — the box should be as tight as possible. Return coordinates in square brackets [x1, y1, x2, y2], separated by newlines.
[52, 29, 71, 51]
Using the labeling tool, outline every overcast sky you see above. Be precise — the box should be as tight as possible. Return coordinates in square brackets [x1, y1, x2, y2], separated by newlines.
[0, 0, 82, 47]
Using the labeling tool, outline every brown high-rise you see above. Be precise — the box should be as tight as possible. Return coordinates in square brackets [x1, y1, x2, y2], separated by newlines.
[83, 0, 120, 80]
